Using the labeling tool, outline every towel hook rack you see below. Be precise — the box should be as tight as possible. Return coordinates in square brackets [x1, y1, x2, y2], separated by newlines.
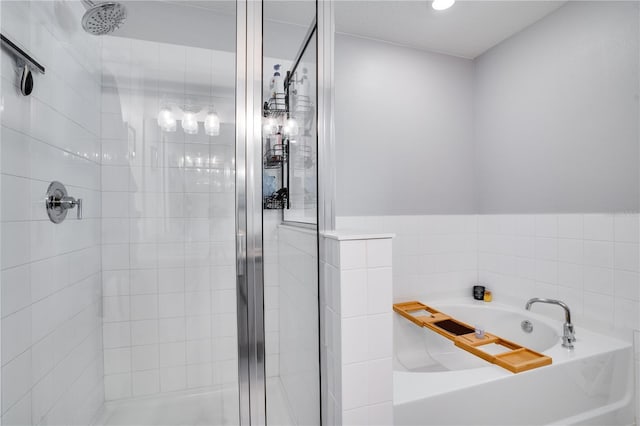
[0, 33, 45, 96]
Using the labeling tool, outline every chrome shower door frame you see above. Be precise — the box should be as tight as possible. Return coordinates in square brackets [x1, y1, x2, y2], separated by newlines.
[236, 1, 266, 425]
[318, 0, 336, 234]
[317, 0, 336, 423]
[236, 0, 334, 422]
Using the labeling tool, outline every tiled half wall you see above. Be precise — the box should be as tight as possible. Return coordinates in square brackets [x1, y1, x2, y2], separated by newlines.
[337, 214, 640, 340]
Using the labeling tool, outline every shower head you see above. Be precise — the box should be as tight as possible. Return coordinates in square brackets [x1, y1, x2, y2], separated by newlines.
[81, 1, 127, 36]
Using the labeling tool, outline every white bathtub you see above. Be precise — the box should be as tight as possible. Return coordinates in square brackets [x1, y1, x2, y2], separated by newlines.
[394, 301, 634, 425]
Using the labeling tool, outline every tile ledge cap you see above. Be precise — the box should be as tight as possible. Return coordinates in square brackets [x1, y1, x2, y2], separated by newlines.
[321, 230, 395, 241]
[278, 223, 317, 235]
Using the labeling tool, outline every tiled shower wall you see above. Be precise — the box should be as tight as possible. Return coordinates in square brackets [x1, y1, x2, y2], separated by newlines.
[337, 214, 640, 340]
[277, 225, 320, 425]
[100, 36, 238, 400]
[264, 210, 280, 379]
[0, 1, 104, 424]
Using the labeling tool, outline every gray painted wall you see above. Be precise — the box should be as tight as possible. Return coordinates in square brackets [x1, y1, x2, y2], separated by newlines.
[335, 34, 477, 215]
[475, 1, 639, 213]
[334, 1, 639, 216]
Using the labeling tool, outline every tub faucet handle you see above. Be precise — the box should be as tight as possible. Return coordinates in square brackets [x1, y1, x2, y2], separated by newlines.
[563, 322, 575, 344]
[525, 297, 575, 349]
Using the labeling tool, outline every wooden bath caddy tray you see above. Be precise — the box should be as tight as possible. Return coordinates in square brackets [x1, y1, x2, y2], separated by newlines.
[393, 301, 552, 373]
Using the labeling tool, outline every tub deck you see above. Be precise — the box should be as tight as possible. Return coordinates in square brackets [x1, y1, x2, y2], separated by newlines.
[393, 301, 634, 425]
[394, 301, 552, 373]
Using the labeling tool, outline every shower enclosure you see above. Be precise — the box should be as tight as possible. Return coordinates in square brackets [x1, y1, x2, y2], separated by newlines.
[0, 1, 321, 425]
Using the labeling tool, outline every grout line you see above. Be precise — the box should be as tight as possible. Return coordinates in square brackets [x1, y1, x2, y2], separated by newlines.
[1, 134, 101, 174]
[0, 173, 101, 196]
[2, 300, 103, 416]
[1, 76, 101, 140]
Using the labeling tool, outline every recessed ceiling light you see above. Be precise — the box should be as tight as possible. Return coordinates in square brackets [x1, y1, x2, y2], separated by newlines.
[432, 0, 455, 11]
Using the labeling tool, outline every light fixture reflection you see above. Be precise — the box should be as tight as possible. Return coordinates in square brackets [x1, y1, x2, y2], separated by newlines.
[283, 117, 299, 137]
[204, 111, 220, 136]
[432, 0, 455, 10]
[157, 106, 176, 132]
[182, 111, 198, 135]
[263, 117, 278, 135]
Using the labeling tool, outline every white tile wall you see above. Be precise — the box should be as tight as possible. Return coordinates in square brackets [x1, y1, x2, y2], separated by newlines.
[277, 225, 320, 426]
[321, 232, 394, 426]
[1, 2, 104, 424]
[263, 210, 280, 379]
[337, 215, 478, 301]
[337, 213, 640, 341]
[100, 36, 238, 402]
[635, 330, 640, 420]
[477, 213, 640, 339]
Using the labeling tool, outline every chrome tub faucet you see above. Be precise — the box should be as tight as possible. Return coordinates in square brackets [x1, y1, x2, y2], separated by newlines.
[525, 298, 576, 349]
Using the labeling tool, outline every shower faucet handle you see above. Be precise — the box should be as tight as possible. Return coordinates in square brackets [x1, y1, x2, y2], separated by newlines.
[45, 181, 83, 223]
[51, 195, 83, 220]
[74, 197, 83, 219]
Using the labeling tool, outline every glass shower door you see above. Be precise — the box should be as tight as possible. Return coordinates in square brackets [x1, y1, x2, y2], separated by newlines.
[95, 2, 241, 423]
[262, 2, 321, 425]
[0, 1, 245, 425]
[283, 28, 317, 226]
[0, 0, 306, 424]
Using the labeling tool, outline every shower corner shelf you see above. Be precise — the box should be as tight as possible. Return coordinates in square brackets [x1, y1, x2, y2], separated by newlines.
[264, 144, 287, 169]
[263, 196, 286, 210]
[393, 301, 552, 374]
[263, 188, 288, 210]
[289, 144, 313, 170]
[264, 94, 288, 117]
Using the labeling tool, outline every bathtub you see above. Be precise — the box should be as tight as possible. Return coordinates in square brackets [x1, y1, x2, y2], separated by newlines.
[394, 300, 634, 426]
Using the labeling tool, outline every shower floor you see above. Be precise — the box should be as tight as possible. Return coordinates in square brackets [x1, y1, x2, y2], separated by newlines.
[95, 378, 294, 426]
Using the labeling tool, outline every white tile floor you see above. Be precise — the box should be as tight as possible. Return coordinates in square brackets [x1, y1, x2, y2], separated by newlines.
[95, 378, 293, 426]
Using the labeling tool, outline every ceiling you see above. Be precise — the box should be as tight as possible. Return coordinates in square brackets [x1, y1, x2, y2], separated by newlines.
[118, 1, 565, 60]
[163, 0, 316, 27]
[335, 1, 565, 59]
[166, 0, 566, 59]
[117, 1, 315, 51]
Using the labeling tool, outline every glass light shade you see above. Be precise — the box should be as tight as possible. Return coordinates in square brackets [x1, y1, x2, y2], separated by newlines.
[283, 118, 299, 137]
[263, 117, 278, 135]
[182, 111, 198, 135]
[432, 0, 455, 10]
[204, 112, 220, 136]
[157, 107, 176, 132]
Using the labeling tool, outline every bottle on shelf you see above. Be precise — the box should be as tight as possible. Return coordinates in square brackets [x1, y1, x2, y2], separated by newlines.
[270, 64, 285, 110]
[299, 67, 309, 97]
